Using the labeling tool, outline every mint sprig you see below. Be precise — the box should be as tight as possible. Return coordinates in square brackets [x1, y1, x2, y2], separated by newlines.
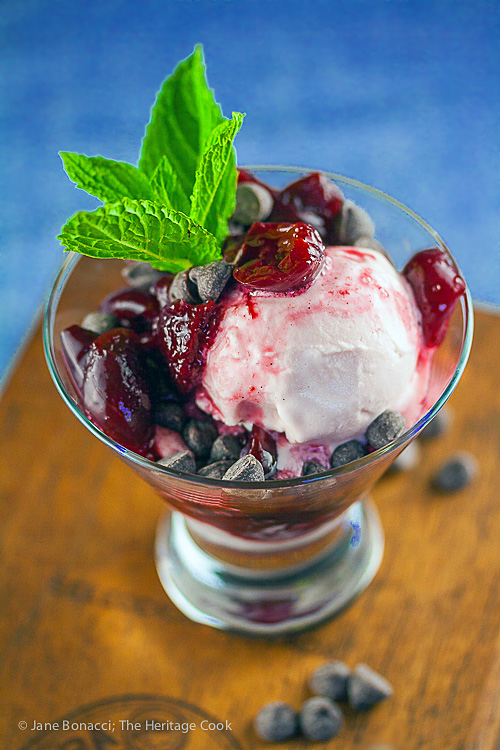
[58, 46, 245, 271]
[59, 199, 220, 273]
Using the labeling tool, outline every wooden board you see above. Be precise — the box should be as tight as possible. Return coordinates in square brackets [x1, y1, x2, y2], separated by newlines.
[0, 307, 499, 750]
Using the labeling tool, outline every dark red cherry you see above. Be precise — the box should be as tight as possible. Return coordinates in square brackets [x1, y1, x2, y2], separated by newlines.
[60, 324, 99, 393]
[403, 247, 466, 347]
[271, 172, 344, 243]
[152, 275, 175, 309]
[158, 300, 221, 394]
[233, 222, 325, 293]
[82, 328, 154, 454]
[100, 287, 159, 333]
[247, 425, 277, 479]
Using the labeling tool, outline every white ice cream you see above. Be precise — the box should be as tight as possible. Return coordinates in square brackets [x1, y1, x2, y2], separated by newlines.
[196, 246, 426, 446]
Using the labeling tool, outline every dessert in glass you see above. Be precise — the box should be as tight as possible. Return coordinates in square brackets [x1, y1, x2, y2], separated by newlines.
[43, 49, 473, 635]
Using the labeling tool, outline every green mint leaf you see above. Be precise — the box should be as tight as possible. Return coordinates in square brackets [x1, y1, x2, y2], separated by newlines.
[58, 199, 221, 273]
[60, 152, 156, 204]
[206, 147, 238, 243]
[190, 112, 244, 240]
[151, 156, 191, 215]
[139, 45, 223, 197]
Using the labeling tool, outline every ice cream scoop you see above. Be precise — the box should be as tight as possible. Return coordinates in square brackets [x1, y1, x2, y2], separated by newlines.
[196, 246, 427, 446]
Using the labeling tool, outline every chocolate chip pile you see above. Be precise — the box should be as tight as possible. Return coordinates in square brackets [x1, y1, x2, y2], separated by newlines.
[254, 660, 393, 743]
[154, 408, 406, 482]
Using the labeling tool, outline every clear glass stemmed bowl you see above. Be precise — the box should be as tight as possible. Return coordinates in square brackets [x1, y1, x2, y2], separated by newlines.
[44, 167, 473, 636]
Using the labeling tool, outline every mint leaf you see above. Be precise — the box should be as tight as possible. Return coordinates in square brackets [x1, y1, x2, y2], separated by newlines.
[139, 45, 223, 196]
[151, 156, 191, 215]
[190, 112, 244, 240]
[60, 152, 156, 204]
[206, 147, 238, 243]
[58, 199, 221, 273]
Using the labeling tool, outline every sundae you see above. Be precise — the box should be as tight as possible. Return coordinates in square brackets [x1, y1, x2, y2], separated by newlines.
[57, 47, 466, 482]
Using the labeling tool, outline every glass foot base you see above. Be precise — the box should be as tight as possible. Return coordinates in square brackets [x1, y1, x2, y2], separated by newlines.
[155, 500, 384, 636]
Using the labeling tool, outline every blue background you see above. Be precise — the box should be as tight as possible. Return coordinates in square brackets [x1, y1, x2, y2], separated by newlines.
[1, 0, 498, 389]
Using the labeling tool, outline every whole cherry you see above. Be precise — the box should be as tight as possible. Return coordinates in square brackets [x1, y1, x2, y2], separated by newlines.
[157, 300, 221, 393]
[81, 327, 154, 455]
[403, 247, 466, 347]
[271, 172, 344, 243]
[233, 221, 325, 293]
[100, 287, 159, 333]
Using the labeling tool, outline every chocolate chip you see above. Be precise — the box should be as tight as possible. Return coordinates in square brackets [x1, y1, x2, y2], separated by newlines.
[122, 261, 165, 289]
[340, 200, 375, 244]
[154, 402, 185, 433]
[183, 420, 218, 458]
[209, 434, 242, 463]
[254, 701, 297, 742]
[232, 182, 274, 225]
[81, 311, 118, 335]
[302, 460, 326, 476]
[157, 451, 196, 474]
[197, 460, 234, 479]
[366, 411, 406, 450]
[331, 440, 368, 468]
[431, 452, 477, 492]
[189, 260, 232, 303]
[223, 454, 265, 481]
[299, 697, 344, 741]
[168, 270, 200, 304]
[309, 660, 351, 701]
[419, 408, 452, 441]
[347, 664, 393, 711]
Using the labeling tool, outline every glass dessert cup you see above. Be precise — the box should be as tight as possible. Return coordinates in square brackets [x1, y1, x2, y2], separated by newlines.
[44, 167, 473, 636]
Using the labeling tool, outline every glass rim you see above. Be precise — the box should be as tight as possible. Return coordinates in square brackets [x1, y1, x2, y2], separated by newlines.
[43, 166, 474, 490]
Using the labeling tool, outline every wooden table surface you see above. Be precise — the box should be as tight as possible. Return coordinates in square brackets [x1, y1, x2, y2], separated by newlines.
[1, 306, 499, 750]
